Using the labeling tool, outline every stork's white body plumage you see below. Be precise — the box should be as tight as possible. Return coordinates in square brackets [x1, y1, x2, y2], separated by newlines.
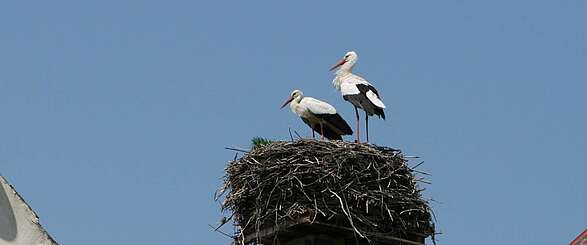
[334, 73, 386, 110]
[290, 96, 336, 119]
[330, 51, 386, 143]
[281, 90, 352, 140]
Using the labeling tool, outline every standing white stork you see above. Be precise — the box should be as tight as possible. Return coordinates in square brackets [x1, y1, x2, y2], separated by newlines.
[330, 51, 386, 143]
[281, 89, 353, 140]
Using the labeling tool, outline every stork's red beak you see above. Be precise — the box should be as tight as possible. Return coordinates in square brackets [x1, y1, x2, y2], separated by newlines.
[329, 58, 347, 71]
[280, 96, 294, 109]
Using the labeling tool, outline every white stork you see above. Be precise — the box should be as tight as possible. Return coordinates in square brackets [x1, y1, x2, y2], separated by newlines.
[281, 89, 353, 140]
[330, 51, 386, 143]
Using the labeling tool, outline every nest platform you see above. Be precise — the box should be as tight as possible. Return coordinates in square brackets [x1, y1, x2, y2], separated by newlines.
[218, 140, 435, 244]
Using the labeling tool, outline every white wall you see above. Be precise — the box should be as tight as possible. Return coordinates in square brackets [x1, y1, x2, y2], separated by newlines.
[0, 176, 58, 245]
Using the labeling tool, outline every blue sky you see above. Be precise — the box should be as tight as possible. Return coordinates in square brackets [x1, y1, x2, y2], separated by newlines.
[1, 1, 585, 244]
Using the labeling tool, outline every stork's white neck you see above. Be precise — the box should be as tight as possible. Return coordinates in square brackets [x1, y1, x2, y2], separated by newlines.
[335, 58, 356, 76]
[332, 70, 352, 91]
[335, 67, 352, 76]
[289, 94, 304, 111]
[332, 53, 358, 90]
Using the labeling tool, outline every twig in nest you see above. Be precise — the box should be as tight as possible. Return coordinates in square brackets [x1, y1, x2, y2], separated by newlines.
[329, 189, 366, 238]
[207, 224, 234, 239]
[411, 161, 425, 169]
[225, 147, 249, 153]
[293, 130, 302, 140]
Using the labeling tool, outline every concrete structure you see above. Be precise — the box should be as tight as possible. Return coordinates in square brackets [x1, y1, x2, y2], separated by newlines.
[241, 213, 425, 245]
[0, 176, 58, 245]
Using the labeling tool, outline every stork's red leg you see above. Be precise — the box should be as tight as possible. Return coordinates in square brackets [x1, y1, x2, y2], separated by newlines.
[354, 106, 360, 143]
[320, 123, 325, 140]
[365, 111, 369, 143]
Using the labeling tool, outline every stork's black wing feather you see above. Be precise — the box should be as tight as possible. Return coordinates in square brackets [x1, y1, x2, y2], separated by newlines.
[344, 84, 386, 119]
[356, 83, 380, 97]
[300, 118, 344, 140]
[314, 113, 353, 135]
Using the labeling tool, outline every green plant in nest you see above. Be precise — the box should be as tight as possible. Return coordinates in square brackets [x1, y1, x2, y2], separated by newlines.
[250, 137, 272, 149]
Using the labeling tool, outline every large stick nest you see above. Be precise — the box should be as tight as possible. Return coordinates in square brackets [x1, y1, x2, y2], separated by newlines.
[217, 140, 435, 242]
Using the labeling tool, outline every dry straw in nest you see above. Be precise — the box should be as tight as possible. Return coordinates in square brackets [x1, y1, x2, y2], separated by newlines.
[217, 139, 435, 243]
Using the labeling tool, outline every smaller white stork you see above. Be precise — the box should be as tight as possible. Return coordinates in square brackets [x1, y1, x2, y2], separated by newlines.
[330, 51, 386, 143]
[281, 89, 353, 140]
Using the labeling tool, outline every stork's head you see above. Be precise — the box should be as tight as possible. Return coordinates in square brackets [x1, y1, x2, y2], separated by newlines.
[280, 89, 303, 109]
[329, 51, 358, 71]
